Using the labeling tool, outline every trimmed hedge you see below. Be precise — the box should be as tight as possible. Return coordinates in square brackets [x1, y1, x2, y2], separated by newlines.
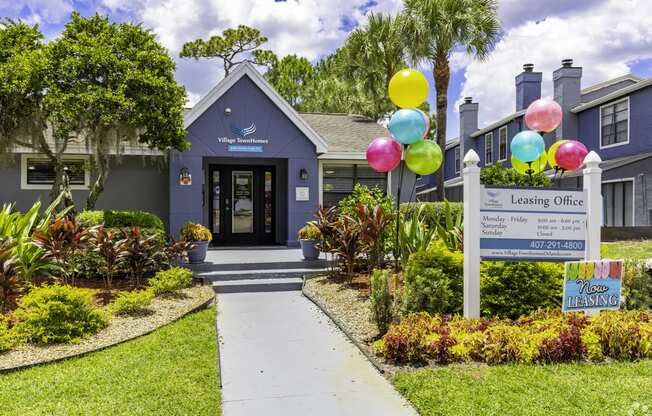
[400, 202, 463, 229]
[77, 210, 165, 231]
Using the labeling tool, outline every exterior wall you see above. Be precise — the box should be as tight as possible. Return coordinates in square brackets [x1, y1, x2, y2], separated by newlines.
[0, 155, 169, 226]
[577, 87, 652, 160]
[515, 70, 542, 111]
[170, 75, 318, 244]
[443, 144, 459, 180]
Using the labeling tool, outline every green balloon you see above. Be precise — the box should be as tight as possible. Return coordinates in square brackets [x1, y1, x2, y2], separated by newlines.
[511, 152, 547, 175]
[405, 140, 443, 175]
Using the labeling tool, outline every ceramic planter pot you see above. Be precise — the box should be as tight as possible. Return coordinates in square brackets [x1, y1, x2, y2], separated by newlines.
[300, 239, 320, 261]
[188, 240, 209, 263]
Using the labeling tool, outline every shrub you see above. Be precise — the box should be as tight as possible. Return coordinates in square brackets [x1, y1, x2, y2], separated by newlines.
[353, 204, 393, 268]
[148, 267, 193, 295]
[13, 285, 108, 344]
[109, 289, 154, 316]
[339, 184, 394, 254]
[481, 261, 563, 319]
[78, 210, 165, 231]
[0, 238, 20, 311]
[32, 217, 89, 284]
[298, 224, 320, 240]
[180, 223, 212, 242]
[402, 240, 463, 315]
[370, 269, 393, 334]
[331, 215, 361, 278]
[0, 316, 21, 352]
[480, 162, 551, 187]
[118, 227, 167, 287]
[400, 201, 463, 230]
[622, 259, 652, 310]
[398, 205, 437, 266]
[378, 312, 440, 364]
[67, 250, 106, 280]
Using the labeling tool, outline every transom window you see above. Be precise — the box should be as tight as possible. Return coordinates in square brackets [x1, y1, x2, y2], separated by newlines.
[485, 132, 493, 165]
[322, 163, 387, 207]
[454, 146, 461, 174]
[498, 126, 508, 161]
[21, 155, 90, 190]
[600, 98, 629, 148]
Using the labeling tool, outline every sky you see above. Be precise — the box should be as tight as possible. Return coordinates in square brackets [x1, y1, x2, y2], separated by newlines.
[3, 0, 652, 140]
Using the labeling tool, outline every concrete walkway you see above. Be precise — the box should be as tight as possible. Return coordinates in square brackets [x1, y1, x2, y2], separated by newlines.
[216, 291, 418, 416]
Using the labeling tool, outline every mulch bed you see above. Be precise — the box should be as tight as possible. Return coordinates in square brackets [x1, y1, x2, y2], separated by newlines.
[0, 285, 215, 372]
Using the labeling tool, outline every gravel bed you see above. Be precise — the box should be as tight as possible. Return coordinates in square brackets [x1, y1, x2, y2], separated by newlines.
[0, 285, 215, 372]
[304, 275, 379, 342]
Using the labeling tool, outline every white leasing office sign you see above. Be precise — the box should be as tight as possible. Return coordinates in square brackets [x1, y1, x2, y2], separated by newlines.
[480, 186, 587, 261]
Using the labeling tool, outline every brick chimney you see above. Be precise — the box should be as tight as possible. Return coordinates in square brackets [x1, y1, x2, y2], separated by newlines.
[553, 58, 582, 139]
[515, 63, 542, 111]
[459, 96, 479, 173]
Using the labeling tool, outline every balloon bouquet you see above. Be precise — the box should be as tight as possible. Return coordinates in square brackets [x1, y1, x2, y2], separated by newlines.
[365, 68, 443, 264]
[512, 98, 588, 182]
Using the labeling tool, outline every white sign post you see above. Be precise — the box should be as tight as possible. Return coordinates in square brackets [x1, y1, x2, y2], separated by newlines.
[462, 150, 603, 318]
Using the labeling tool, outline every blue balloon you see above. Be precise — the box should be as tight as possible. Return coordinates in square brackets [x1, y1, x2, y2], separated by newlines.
[389, 109, 427, 145]
[511, 130, 545, 163]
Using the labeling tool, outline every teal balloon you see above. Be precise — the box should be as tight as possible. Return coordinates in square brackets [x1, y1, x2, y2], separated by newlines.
[511, 130, 545, 163]
[389, 109, 427, 145]
[405, 140, 443, 175]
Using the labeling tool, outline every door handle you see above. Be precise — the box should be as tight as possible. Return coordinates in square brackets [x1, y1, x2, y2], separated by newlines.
[225, 198, 230, 212]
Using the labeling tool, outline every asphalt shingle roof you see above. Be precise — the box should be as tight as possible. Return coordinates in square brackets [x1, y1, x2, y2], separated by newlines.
[299, 113, 388, 154]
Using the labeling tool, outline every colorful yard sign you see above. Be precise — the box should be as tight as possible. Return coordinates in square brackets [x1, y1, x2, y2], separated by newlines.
[562, 260, 623, 313]
[480, 186, 587, 261]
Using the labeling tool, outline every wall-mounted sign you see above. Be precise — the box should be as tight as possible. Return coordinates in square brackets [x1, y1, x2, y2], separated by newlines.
[295, 187, 309, 201]
[227, 145, 263, 153]
[480, 186, 586, 261]
[179, 168, 192, 186]
[562, 260, 623, 313]
[217, 121, 270, 153]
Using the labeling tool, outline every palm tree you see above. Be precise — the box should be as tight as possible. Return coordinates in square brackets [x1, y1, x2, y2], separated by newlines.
[403, 0, 500, 200]
[343, 13, 408, 120]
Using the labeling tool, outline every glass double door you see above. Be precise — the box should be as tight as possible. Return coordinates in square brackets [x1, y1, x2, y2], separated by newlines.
[209, 166, 275, 245]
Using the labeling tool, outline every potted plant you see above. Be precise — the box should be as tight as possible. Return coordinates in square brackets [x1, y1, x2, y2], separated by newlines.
[298, 224, 321, 261]
[181, 223, 212, 263]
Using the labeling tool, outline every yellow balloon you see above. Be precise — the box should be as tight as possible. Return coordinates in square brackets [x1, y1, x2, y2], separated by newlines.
[388, 69, 428, 108]
[511, 152, 547, 175]
[547, 139, 569, 169]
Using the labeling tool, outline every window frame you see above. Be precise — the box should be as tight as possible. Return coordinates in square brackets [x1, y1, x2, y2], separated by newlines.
[498, 126, 508, 162]
[599, 96, 630, 150]
[484, 132, 493, 165]
[454, 146, 461, 174]
[602, 177, 635, 227]
[318, 160, 390, 207]
[21, 154, 91, 190]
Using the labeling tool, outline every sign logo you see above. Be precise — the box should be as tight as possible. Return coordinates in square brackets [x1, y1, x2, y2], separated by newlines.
[230, 123, 256, 137]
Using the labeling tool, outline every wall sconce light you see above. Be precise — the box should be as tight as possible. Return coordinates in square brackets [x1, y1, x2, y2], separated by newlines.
[299, 168, 308, 181]
[224, 107, 232, 116]
[179, 167, 192, 186]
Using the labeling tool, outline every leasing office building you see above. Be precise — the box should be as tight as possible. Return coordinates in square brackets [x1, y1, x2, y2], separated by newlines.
[0, 63, 415, 246]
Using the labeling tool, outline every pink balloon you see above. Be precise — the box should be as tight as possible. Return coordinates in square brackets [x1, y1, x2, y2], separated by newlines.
[366, 137, 402, 173]
[525, 98, 563, 133]
[555, 140, 588, 171]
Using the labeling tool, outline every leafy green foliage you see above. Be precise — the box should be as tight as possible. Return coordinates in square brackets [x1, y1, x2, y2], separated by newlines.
[331, 215, 362, 278]
[180, 223, 212, 242]
[148, 267, 193, 296]
[78, 210, 165, 231]
[481, 162, 552, 187]
[13, 285, 108, 344]
[622, 260, 652, 310]
[0, 315, 21, 352]
[32, 217, 89, 284]
[435, 199, 463, 251]
[90, 226, 121, 291]
[265, 54, 314, 106]
[67, 250, 106, 281]
[403, 240, 464, 315]
[480, 261, 564, 319]
[353, 203, 394, 268]
[298, 224, 321, 240]
[118, 227, 166, 287]
[398, 205, 437, 265]
[339, 184, 394, 218]
[109, 289, 154, 316]
[401, 201, 464, 230]
[0, 238, 20, 311]
[370, 269, 393, 334]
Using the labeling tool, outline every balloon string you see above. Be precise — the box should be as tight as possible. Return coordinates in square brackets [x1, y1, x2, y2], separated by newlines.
[394, 145, 406, 271]
[527, 161, 533, 186]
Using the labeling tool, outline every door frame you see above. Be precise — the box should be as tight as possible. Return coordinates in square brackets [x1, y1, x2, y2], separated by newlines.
[208, 165, 276, 246]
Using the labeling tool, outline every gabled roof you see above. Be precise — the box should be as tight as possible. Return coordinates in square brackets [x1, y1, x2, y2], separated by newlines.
[548, 152, 652, 178]
[184, 62, 328, 153]
[572, 78, 652, 113]
[299, 113, 388, 159]
[470, 110, 525, 138]
[580, 74, 642, 95]
[445, 137, 460, 150]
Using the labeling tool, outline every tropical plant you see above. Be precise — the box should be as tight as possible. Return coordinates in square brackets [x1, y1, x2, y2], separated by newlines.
[90, 226, 122, 292]
[332, 215, 361, 279]
[109, 289, 154, 316]
[354, 203, 393, 268]
[0, 238, 19, 311]
[32, 217, 89, 284]
[298, 224, 321, 240]
[78, 210, 165, 231]
[435, 199, 463, 251]
[403, 0, 501, 200]
[397, 205, 437, 265]
[180, 223, 212, 242]
[370, 269, 394, 335]
[148, 267, 193, 296]
[310, 206, 339, 254]
[118, 227, 166, 287]
[164, 236, 192, 266]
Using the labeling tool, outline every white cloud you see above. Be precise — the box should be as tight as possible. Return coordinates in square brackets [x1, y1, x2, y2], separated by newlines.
[457, 0, 652, 129]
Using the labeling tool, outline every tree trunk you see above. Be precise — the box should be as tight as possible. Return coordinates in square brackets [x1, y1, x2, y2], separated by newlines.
[86, 150, 110, 211]
[432, 55, 450, 201]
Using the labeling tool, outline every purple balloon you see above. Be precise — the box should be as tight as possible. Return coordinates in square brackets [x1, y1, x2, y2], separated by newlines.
[555, 140, 588, 171]
[366, 137, 402, 173]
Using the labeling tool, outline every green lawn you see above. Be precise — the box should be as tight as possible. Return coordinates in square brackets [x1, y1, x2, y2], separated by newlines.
[393, 361, 652, 416]
[0, 307, 220, 415]
[603, 240, 652, 260]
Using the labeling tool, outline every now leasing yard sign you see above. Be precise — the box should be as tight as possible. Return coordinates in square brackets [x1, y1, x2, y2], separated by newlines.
[480, 186, 587, 261]
[562, 260, 623, 313]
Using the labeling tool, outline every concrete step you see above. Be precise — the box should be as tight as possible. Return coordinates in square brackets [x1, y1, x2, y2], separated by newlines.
[187, 260, 329, 273]
[196, 268, 328, 282]
[213, 277, 303, 293]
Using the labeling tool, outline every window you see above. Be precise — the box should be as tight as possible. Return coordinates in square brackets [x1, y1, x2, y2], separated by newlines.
[21, 155, 90, 190]
[322, 163, 387, 207]
[602, 179, 634, 227]
[498, 126, 508, 161]
[600, 97, 629, 148]
[484, 132, 493, 165]
[454, 146, 461, 174]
